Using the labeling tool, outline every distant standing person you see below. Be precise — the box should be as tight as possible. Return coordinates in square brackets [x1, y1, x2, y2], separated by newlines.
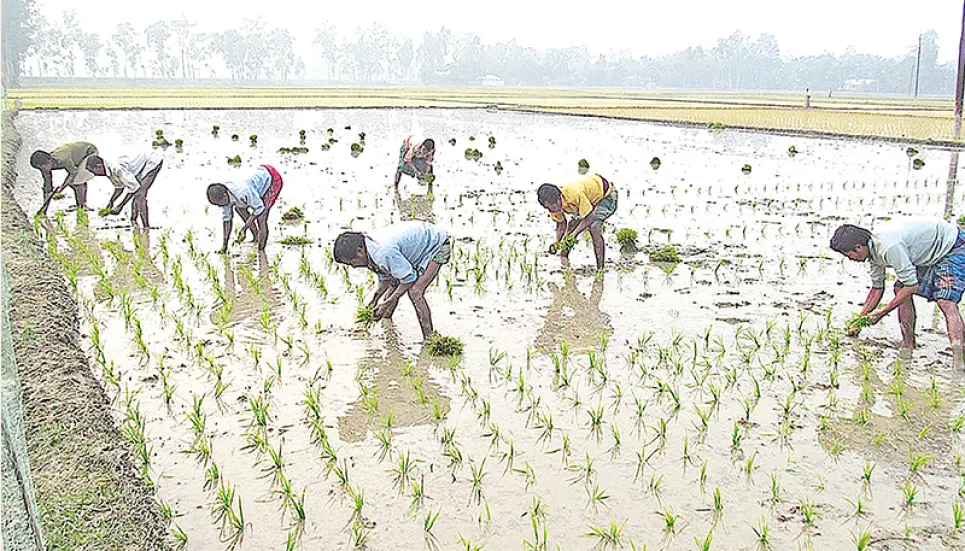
[804, 87, 811, 109]
[830, 217, 965, 369]
[30, 141, 99, 215]
[394, 135, 435, 187]
[206, 164, 284, 253]
[333, 221, 451, 340]
[537, 173, 619, 270]
[86, 150, 164, 227]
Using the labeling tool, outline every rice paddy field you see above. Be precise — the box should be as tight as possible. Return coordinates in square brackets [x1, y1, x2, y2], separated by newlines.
[8, 104, 965, 551]
[3, 87, 960, 143]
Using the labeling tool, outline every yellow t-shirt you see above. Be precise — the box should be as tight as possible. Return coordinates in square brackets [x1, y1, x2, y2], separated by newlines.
[550, 174, 608, 223]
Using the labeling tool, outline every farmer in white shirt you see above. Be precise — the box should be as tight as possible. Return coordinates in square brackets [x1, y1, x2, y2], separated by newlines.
[830, 217, 965, 369]
[86, 150, 164, 227]
[206, 164, 285, 253]
[333, 221, 451, 340]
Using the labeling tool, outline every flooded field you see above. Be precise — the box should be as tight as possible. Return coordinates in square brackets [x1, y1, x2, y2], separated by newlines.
[12, 108, 965, 550]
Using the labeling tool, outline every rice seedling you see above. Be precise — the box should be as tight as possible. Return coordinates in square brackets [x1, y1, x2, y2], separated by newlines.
[694, 529, 713, 551]
[584, 520, 626, 550]
[799, 498, 819, 528]
[659, 508, 682, 534]
[908, 452, 933, 475]
[953, 500, 963, 534]
[900, 480, 918, 508]
[424, 508, 441, 551]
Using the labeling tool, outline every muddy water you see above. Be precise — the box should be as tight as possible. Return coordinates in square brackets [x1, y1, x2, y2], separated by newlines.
[13, 109, 965, 550]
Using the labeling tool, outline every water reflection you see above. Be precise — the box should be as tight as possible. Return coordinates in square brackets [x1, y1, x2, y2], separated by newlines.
[215, 250, 282, 331]
[394, 183, 436, 223]
[534, 273, 611, 352]
[338, 321, 450, 443]
[946, 150, 960, 220]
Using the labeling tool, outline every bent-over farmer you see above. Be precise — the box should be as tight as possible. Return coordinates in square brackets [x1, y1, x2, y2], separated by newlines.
[87, 150, 164, 227]
[333, 220, 451, 340]
[31, 141, 99, 215]
[206, 164, 284, 253]
[537, 173, 619, 270]
[830, 217, 965, 369]
[394, 135, 435, 187]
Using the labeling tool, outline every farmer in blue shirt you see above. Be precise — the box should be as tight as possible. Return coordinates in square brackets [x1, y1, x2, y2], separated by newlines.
[333, 221, 451, 340]
[206, 165, 284, 253]
[831, 217, 965, 369]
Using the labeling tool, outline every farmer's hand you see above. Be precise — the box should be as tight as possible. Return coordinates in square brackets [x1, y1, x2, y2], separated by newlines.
[373, 302, 393, 320]
[869, 311, 885, 325]
[846, 325, 861, 337]
[217, 246, 228, 255]
[548, 242, 560, 254]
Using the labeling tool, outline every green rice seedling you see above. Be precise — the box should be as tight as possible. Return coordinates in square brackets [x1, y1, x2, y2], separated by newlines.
[203, 463, 220, 492]
[694, 529, 713, 551]
[259, 441, 286, 487]
[171, 522, 188, 550]
[845, 494, 867, 518]
[752, 516, 771, 550]
[211, 480, 235, 531]
[901, 480, 918, 507]
[349, 521, 370, 549]
[799, 498, 819, 527]
[660, 509, 682, 534]
[346, 484, 365, 524]
[584, 520, 625, 550]
[586, 483, 610, 512]
[424, 508, 441, 551]
[587, 404, 606, 439]
[468, 456, 488, 505]
[908, 452, 933, 475]
[391, 450, 417, 494]
[953, 500, 963, 534]
[845, 313, 872, 335]
[853, 525, 873, 551]
[769, 473, 782, 503]
[731, 422, 743, 452]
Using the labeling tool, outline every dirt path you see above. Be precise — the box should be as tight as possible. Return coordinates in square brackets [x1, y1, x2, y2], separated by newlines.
[1, 111, 169, 550]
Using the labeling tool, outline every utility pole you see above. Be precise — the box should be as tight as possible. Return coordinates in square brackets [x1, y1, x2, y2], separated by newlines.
[955, 0, 965, 138]
[914, 33, 922, 99]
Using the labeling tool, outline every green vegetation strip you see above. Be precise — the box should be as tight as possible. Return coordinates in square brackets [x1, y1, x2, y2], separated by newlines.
[1, 111, 169, 550]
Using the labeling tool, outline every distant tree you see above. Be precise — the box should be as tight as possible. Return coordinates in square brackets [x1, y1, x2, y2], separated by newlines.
[170, 16, 195, 78]
[313, 23, 340, 79]
[112, 22, 142, 78]
[268, 28, 295, 81]
[1, 0, 37, 87]
[60, 10, 82, 77]
[145, 20, 171, 77]
[396, 38, 414, 81]
[79, 31, 101, 76]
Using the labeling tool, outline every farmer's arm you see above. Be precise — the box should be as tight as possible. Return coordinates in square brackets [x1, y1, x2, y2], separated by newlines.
[869, 246, 918, 322]
[858, 287, 885, 315]
[235, 192, 265, 237]
[372, 251, 417, 317]
[871, 285, 918, 322]
[369, 279, 394, 308]
[565, 194, 598, 237]
[220, 204, 234, 253]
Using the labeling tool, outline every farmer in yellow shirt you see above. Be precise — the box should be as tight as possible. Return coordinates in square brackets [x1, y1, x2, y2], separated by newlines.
[537, 173, 619, 270]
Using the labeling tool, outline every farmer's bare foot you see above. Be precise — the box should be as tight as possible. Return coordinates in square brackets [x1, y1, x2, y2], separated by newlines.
[898, 347, 913, 361]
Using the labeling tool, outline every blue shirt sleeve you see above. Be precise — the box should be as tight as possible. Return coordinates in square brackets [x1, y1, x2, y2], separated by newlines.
[882, 244, 918, 286]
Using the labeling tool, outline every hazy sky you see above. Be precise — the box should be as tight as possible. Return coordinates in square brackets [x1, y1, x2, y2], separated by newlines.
[36, 0, 962, 62]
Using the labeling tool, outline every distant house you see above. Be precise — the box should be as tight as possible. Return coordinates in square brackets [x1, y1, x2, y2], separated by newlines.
[479, 74, 505, 87]
[843, 78, 875, 92]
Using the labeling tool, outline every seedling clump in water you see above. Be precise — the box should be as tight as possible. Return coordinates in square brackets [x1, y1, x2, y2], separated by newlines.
[650, 156, 661, 170]
[551, 234, 579, 254]
[427, 334, 464, 356]
[650, 245, 680, 263]
[351, 143, 364, 157]
[578, 158, 590, 174]
[905, 147, 918, 158]
[464, 148, 483, 161]
[356, 306, 376, 328]
[616, 228, 639, 252]
[280, 236, 312, 246]
[231, 133, 239, 141]
[495, 161, 503, 175]
[281, 207, 304, 222]
[788, 145, 798, 156]
[212, 125, 220, 136]
[912, 158, 925, 170]
[227, 155, 242, 166]
[448, 138, 457, 146]
[742, 164, 752, 174]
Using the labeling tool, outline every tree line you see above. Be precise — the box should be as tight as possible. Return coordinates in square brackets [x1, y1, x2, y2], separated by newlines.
[1, 0, 957, 95]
